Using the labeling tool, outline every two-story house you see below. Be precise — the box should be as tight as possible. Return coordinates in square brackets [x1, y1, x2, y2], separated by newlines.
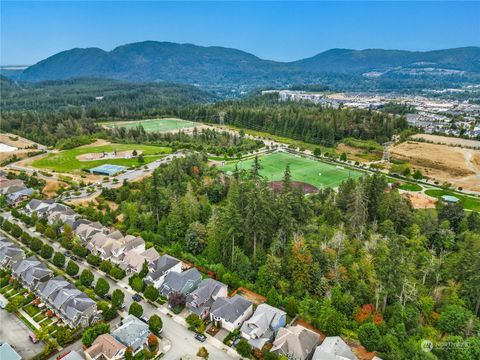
[186, 278, 228, 319]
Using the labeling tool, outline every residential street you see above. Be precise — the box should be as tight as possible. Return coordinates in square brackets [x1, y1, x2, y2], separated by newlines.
[1, 214, 238, 360]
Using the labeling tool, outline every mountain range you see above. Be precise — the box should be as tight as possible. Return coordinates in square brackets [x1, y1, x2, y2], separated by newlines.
[12, 41, 480, 95]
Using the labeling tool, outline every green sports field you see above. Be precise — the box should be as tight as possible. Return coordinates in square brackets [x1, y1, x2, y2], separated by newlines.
[220, 151, 363, 189]
[32, 144, 171, 174]
[100, 118, 198, 133]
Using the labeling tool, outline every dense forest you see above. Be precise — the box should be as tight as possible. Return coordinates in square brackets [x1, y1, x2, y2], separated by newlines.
[78, 154, 480, 360]
[173, 95, 409, 146]
[0, 79, 407, 148]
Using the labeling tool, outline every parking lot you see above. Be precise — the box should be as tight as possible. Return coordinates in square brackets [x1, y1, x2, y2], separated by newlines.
[0, 309, 44, 359]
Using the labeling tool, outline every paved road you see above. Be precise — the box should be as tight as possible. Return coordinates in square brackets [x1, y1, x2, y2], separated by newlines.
[58, 152, 186, 201]
[0, 308, 44, 359]
[1, 215, 237, 360]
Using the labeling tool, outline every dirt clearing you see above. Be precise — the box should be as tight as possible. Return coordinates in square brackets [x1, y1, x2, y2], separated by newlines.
[390, 141, 480, 192]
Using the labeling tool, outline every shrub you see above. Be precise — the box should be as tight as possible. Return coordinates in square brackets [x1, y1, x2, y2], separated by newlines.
[236, 339, 252, 358]
[358, 322, 381, 352]
[144, 285, 159, 302]
[52, 252, 65, 267]
[149, 314, 163, 335]
[94, 278, 110, 297]
[40, 244, 53, 259]
[66, 260, 79, 276]
[80, 269, 94, 287]
[129, 302, 143, 318]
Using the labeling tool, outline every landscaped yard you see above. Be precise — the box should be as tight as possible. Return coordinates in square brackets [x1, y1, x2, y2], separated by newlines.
[220, 151, 363, 189]
[425, 189, 480, 212]
[99, 118, 198, 133]
[32, 143, 171, 174]
[398, 183, 423, 192]
[23, 304, 41, 317]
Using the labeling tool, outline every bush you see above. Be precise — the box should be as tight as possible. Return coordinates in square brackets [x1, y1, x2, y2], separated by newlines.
[236, 339, 252, 358]
[87, 254, 101, 267]
[80, 269, 94, 287]
[149, 314, 163, 335]
[144, 285, 159, 302]
[111, 289, 125, 309]
[66, 260, 79, 276]
[99, 260, 112, 274]
[73, 244, 89, 258]
[437, 305, 471, 336]
[109, 266, 126, 280]
[40, 244, 53, 259]
[82, 323, 110, 347]
[358, 322, 381, 352]
[129, 302, 143, 318]
[94, 278, 110, 297]
[52, 252, 65, 267]
[197, 346, 209, 359]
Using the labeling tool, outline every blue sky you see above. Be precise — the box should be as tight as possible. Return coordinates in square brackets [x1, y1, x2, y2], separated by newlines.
[1, 1, 479, 65]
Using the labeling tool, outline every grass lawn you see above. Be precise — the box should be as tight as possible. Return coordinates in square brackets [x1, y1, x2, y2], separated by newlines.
[99, 118, 197, 133]
[398, 183, 423, 192]
[32, 144, 171, 174]
[425, 189, 480, 212]
[220, 151, 363, 189]
[23, 304, 41, 317]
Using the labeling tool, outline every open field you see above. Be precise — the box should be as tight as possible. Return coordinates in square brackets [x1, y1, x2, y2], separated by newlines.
[411, 134, 480, 149]
[30, 144, 171, 173]
[425, 189, 480, 212]
[220, 151, 363, 189]
[389, 141, 480, 192]
[0, 132, 44, 163]
[398, 183, 423, 191]
[100, 118, 198, 133]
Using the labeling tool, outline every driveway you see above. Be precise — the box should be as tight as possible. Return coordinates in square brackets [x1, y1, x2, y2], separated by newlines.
[0, 308, 44, 359]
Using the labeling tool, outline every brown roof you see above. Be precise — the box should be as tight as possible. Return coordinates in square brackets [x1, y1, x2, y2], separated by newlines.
[84, 334, 126, 359]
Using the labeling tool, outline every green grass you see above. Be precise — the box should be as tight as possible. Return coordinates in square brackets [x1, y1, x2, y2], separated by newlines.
[23, 304, 41, 317]
[32, 143, 171, 173]
[100, 118, 197, 133]
[220, 151, 363, 189]
[398, 183, 423, 192]
[425, 189, 480, 212]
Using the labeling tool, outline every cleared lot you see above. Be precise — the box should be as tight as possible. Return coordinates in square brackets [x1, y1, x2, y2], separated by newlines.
[0, 309, 44, 359]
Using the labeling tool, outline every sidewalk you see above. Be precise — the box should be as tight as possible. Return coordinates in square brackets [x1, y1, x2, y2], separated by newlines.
[18, 308, 41, 329]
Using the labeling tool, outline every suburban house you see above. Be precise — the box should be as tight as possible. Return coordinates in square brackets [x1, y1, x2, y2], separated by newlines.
[186, 278, 228, 319]
[57, 351, 84, 360]
[0, 343, 21, 360]
[37, 276, 99, 328]
[210, 295, 254, 332]
[7, 187, 34, 206]
[24, 199, 55, 217]
[240, 303, 287, 349]
[110, 235, 145, 263]
[145, 254, 182, 289]
[111, 315, 150, 354]
[87, 233, 117, 260]
[11, 256, 53, 289]
[159, 267, 202, 298]
[47, 206, 78, 225]
[0, 239, 25, 267]
[271, 325, 321, 360]
[84, 334, 127, 360]
[73, 221, 104, 241]
[120, 247, 160, 274]
[312, 336, 359, 360]
[0, 179, 25, 195]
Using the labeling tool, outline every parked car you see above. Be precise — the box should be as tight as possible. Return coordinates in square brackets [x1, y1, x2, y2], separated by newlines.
[140, 315, 149, 323]
[105, 293, 112, 300]
[132, 294, 142, 302]
[63, 251, 71, 257]
[70, 256, 78, 261]
[120, 303, 126, 310]
[29, 332, 39, 344]
[195, 334, 206, 342]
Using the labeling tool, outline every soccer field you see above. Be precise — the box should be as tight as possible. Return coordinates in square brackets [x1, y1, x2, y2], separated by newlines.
[221, 151, 363, 189]
[100, 118, 198, 133]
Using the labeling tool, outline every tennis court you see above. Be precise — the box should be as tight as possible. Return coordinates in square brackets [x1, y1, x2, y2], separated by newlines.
[221, 151, 363, 189]
[101, 118, 197, 133]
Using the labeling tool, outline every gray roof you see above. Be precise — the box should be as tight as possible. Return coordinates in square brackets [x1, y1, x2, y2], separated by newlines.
[240, 303, 286, 346]
[312, 337, 358, 360]
[37, 276, 96, 325]
[0, 242, 25, 264]
[12, 256, 53, 286]
[7, 187, 34, 201]
[210, 295, 253, 323]
[186, 278, 227, 316]
[271, 325, 320, 360]
[112, 315, 150, 351]
[147, 254, 181, 282]
[159, 268, 201, 296]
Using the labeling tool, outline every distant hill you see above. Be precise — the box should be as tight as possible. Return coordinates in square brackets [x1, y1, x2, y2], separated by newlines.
[16, 41, 480, 95]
